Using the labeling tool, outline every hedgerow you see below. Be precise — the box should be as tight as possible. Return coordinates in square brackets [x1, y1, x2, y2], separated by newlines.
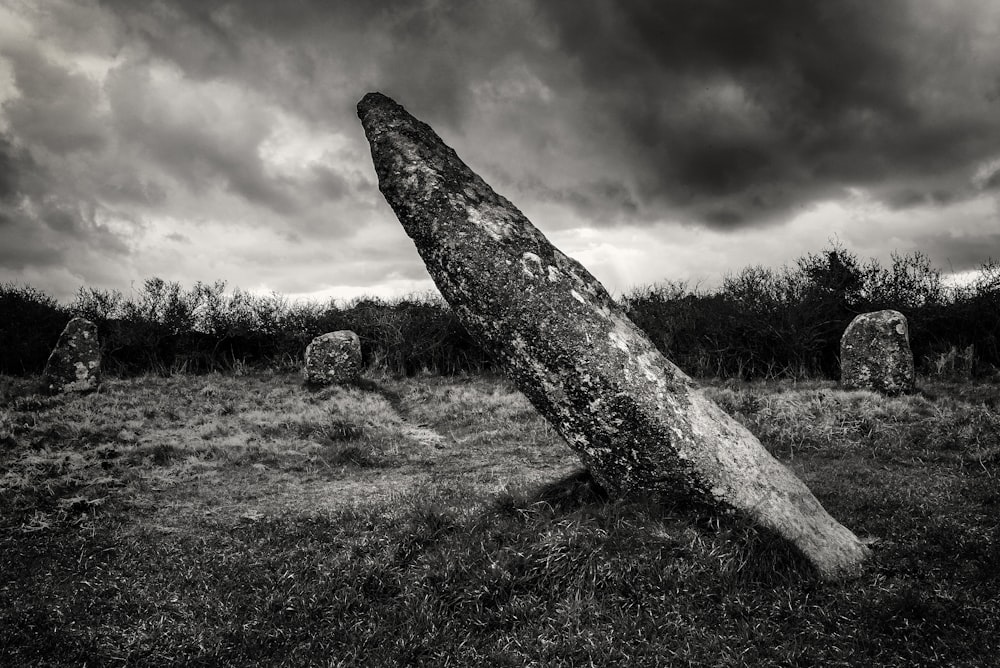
[2, 246, 998, 378]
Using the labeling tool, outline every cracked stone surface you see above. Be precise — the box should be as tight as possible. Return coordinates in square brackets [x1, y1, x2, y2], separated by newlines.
[303, 330, 363, 386]
[43, 317, 101, 394]
[357, 91, 869, 579]
[841, 310, 915, 395]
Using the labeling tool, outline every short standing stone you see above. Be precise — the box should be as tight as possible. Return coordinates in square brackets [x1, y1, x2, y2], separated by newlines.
[43, 317, 101, 394]
[840, 310, 914, 395]
[357, 91, 870, 580]
[303, 330, 362, 385]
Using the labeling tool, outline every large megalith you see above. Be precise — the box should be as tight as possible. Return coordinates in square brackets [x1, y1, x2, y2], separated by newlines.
[357, 92, 869, 579]
[840, 310, 914, 395]
[43, 317, 101, 394]
[303, 330, 363, 385]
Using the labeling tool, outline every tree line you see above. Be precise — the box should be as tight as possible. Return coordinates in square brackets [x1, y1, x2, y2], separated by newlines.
[2, 247, 998, 380]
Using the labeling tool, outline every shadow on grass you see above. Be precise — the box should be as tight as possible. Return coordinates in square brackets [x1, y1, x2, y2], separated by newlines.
[301, 375, 406, 414]
[496, 467, 816, 586]
[0, 376, 54, 409]
[301, 376, 381, 394]
[529, 468, 609, 510]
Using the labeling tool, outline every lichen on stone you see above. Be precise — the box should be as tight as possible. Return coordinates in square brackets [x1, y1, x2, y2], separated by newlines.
[357, 91, 871, 579]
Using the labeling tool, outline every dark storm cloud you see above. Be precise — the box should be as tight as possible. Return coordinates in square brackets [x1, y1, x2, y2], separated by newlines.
[97, 167, 168, 207]
[0, 91, 130, 281]
[531, 0, 1000, 227]
[0, 137, 22, 202]
[3, 0, 999, 300]
[308, 165, 353, 202]
[1, 41, 107, 155]
[0, 131, 45, 207]
[82, 0, 561, 236]
[98, 0, 556, 132]
[101, 0, 999, 229]
[103, 63, 302, 214]
[920, 232, 1000, 273]
[0, 186, 130, 272]
[0, 224, 64, 269]
[984, 168, 1000, 191]
[101, 60, 357, 217]
[501, 173, 642, 224]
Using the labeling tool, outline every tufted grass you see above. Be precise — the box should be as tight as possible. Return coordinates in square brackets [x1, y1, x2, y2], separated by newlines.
[2, 372, 999, 666]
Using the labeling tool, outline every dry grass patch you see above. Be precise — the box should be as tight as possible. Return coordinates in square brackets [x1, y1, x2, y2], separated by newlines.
[0, 371, 573, 532]
[2, 372, 1000, 666]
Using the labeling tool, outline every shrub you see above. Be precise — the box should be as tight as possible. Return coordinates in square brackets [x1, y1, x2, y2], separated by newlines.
[0, 283, 69, 375]
[5, 245, 1000, 379]
[624, 247, 1000, 379]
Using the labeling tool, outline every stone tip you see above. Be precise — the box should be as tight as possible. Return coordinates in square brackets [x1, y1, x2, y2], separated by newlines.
[357, 91, 397, 118]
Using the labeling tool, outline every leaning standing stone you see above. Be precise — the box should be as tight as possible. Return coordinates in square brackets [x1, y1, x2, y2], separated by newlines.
[303, 330, 362, 385]
[840, 309, 914, 395]
[43, 317, 101, 394]
[357, 92, 869, 580]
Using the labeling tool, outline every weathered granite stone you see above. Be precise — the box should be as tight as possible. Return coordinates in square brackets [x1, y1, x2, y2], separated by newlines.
[303, 330, 362, 385]
[840, 310, 914, 395]
[357, 92, 869, 579]
[43, 317, 101, 394]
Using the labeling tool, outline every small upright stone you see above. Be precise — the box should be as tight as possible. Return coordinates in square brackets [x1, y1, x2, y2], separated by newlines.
[303, 330, 362, 385]
[43, 317, 101, 394]
[840, 310, 915, 394]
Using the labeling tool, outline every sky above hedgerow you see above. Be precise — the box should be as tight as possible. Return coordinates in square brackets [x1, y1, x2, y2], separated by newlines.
[1, 0, 999, 302]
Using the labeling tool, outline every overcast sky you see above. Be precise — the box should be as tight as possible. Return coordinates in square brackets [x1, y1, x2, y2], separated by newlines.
[2, 0, 999, 303]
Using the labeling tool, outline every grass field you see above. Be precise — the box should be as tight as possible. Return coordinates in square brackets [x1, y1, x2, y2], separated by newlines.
[2, 370, 999, 666]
